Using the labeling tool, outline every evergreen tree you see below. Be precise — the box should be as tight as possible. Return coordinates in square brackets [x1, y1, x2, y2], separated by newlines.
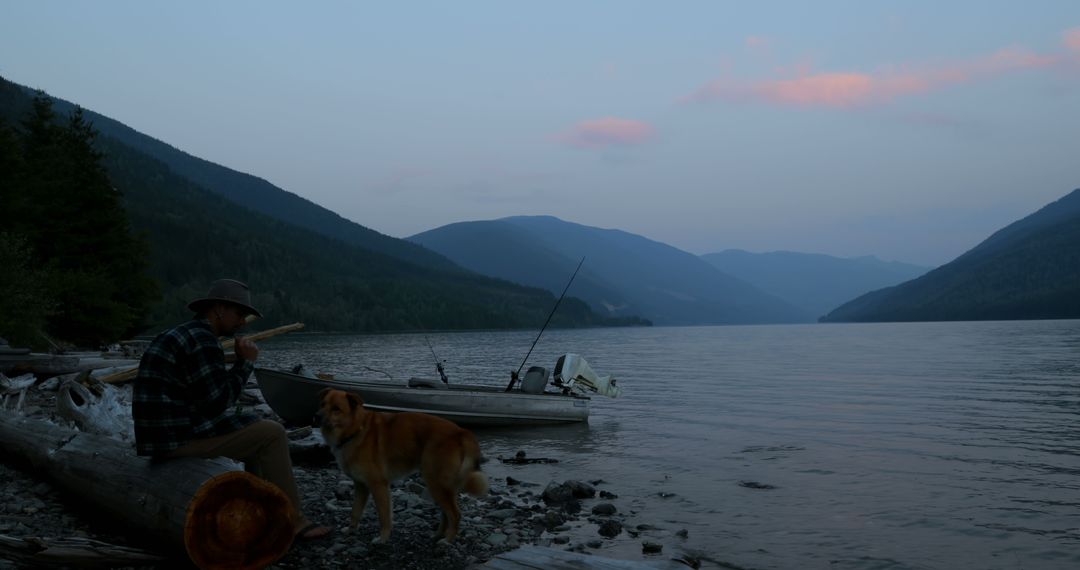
[0, 233, 54, 348]
[3, 94, 158, 346]
[0, 117, 21, 213]
[0, 118, 55, 347]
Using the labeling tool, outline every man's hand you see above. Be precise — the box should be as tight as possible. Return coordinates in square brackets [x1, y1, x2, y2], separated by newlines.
[235, 337, 260, 363]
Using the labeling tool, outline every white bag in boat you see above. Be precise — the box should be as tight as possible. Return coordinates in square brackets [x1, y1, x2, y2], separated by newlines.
[554, 353, 621, 398]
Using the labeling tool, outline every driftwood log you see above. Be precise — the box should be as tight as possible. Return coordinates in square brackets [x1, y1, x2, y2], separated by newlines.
[0, 533, 167, 567]
[0, 413, 295, 569]
[479, 545, 690, 569]
[55, 376, 135, 441]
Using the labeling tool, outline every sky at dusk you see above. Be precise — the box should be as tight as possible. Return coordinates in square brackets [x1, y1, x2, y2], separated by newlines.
[2, 1, 1078, 267]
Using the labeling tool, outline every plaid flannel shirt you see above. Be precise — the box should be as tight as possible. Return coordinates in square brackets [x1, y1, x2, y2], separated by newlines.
[133, 319, 256, 456]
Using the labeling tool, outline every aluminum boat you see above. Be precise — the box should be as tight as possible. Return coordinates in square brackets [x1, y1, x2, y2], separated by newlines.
[254, 353, 620, 428]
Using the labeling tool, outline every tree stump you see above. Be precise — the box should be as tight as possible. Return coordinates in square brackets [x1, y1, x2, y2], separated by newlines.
[184, 471, 295, 570]
[0, 413, 294, 569]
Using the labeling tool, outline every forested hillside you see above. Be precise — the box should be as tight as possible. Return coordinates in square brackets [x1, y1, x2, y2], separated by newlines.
[0, 76, 456, 271]
[0, 78, 631, 346]
[821, 189, 1080, 322]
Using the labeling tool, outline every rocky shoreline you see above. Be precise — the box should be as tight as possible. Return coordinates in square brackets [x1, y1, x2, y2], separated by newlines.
[0, 375, 704, 569]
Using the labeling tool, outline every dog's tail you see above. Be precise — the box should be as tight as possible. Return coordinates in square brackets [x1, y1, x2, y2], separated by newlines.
[459, 432, 489, 497]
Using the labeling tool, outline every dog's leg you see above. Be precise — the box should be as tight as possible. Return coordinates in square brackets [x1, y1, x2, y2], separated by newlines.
[428, 485, 461, 543]
[429, 505, 449, 541]
[351, 482, 370, 530]
[369, 482, 393, 544]
[421, 468, 448, 540]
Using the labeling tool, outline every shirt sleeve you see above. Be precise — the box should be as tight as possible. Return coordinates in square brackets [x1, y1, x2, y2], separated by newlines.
[184, 332, 254, 420]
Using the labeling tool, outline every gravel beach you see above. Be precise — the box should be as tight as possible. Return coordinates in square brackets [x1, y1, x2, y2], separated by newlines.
[0, 375, 691, 569]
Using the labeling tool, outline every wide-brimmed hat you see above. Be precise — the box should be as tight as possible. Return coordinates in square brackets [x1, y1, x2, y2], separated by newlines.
[187, 279, 262, 318]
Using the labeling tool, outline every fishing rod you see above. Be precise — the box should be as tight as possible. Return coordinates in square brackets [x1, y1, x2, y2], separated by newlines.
[505, 256, 585, 392]
[410, 305, 449, 384]
[423, 333, 449, 384]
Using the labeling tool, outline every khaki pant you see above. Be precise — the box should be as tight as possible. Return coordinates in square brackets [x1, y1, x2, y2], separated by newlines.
[166, 420, 310, 531]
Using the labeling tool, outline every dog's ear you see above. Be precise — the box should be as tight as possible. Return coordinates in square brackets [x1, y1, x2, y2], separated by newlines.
[316, 387, 333, 402]
[346, 392, 364, 411]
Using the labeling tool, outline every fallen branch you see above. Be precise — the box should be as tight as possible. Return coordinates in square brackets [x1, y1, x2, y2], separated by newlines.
[500, 457, 560, 465]
[0, 533, 167, 568]
[500, 451, 559, 464]
[479, 544, 689, 569]
[1, 373, 37, 394]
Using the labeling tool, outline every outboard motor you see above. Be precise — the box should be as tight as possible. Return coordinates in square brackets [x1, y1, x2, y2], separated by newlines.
[553, 354, 621, 398]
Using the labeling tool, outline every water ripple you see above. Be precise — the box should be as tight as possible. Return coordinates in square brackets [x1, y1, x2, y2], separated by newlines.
[261, 320, 1080, 570]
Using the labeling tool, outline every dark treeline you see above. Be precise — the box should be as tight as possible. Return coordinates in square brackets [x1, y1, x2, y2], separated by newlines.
[0, 83, 645, 349]
[0, 95, 158, 348]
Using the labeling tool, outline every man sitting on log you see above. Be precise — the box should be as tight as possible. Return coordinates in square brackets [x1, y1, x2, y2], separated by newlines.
[132, 278, 331, 541]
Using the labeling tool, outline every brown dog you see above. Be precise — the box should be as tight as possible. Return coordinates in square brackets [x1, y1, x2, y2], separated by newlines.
[316, 389, 489, 544]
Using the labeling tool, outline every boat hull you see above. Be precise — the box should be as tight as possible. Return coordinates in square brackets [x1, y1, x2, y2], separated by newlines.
[254, 368, 589, 427]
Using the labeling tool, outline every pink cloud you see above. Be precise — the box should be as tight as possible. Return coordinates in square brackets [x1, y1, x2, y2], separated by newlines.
[685, 71, 929, 108]
[556, 117, 656, 149]
[745, 36, 770, 50]
[760, 73, 924, 107]
[684, 31, 1079, 109]
[1065, 27, 1080, 52]
[977, 46, 1060, 72]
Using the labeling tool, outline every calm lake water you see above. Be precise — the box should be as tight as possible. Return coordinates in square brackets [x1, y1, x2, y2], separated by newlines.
[259, 320, 1080, 570]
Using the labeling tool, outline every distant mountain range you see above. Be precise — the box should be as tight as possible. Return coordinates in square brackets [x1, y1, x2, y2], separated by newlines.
[411, 216, 813, 325]
[0, 76, 630, 332]
[407, 219, 639, 314]
[702, 250, 929, 319]
[5, 74, 1074, 329]
[822, 189, 1080, 322]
